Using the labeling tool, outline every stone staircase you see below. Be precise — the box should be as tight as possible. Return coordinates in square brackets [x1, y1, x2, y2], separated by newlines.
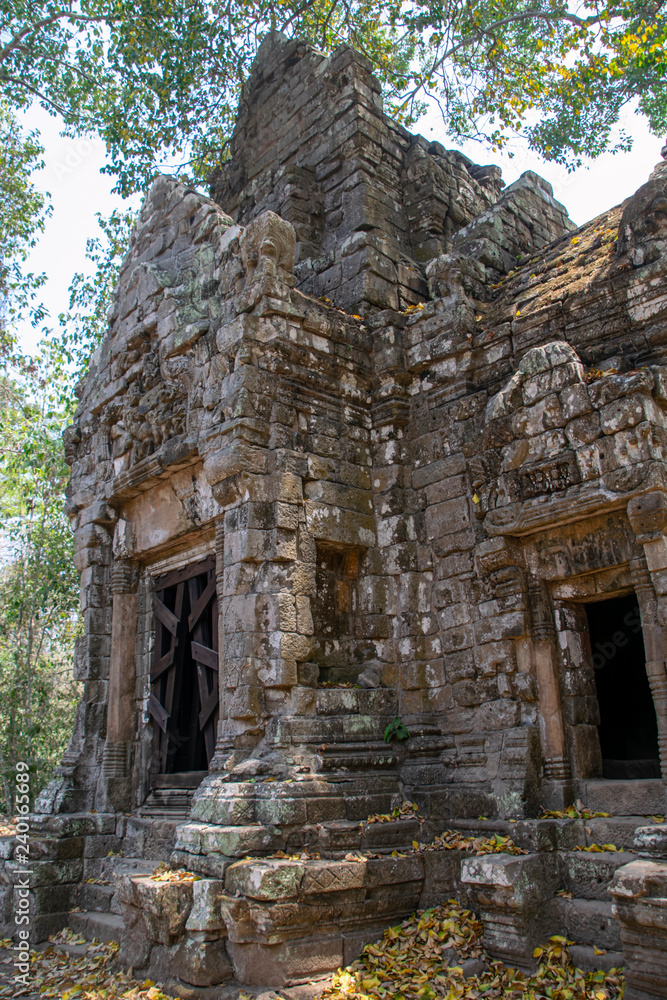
[69, 855, 161, 947]
[139, 772, 208, 819]
[8, 696, 664, 991]
[32, 806, 664, 992]
[450, 814, 646, 970]
[554, 850, 634, 969]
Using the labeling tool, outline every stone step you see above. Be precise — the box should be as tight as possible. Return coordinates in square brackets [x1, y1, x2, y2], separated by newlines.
[273, 714, 391, 745]
[447, 815, 652, 852]
[317, 817, 422, 855]
[154, 770, 207, 790]
[315, 687, 398, 716]
[584, 816, 658, 850]
[139, 788, 195, 819]
[552, 897, 622, 952]
[123, 816, 183, 859]
[68, 910, 125, 944]
[100, 854, 162, 882]
[568, 944, 624, 972]
[560, 850, 636, 900]
[578, 778, 665, 816]
[79, 881, 115, 913]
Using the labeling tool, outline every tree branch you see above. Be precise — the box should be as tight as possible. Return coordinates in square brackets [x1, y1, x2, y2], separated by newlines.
[0, 10, 117, 65]
[399, 7, 594, 106]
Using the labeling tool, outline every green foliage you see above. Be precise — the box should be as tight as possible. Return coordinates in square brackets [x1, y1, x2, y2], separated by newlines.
[0, 101, 50, 361]
[384, 716, 411, 744]
[2, 1, 665, 203]
[0, 0, 663, 361]
[0, 350, 82, 811]
[59, 207, 139, 380]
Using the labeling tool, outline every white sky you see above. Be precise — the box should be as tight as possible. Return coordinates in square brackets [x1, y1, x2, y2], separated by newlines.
[19, 102, 661, 354]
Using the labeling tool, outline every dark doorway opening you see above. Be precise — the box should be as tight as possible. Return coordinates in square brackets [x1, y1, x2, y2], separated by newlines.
[586, 593, 660, 779]
[149, 555, 219, 778]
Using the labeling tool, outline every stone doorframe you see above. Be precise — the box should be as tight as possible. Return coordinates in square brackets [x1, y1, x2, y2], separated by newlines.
[99, 532, 222, 814]
[478, 491, 667, 809]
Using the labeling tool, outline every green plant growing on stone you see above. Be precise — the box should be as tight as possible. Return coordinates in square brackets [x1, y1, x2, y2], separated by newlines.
[384, 716, 411, 744]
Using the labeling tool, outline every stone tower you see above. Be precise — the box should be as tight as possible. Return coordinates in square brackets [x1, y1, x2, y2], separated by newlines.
[5, 32, 667, 996]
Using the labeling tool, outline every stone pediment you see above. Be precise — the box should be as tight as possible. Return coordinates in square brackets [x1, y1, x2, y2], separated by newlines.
[475, 341, 667, 536]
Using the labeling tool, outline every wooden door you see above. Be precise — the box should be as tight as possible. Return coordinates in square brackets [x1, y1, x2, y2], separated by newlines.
[150, 555, 219, 774]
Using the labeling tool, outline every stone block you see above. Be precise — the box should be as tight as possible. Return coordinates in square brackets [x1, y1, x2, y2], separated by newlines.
[190, 783, 257, 825]
[225, 859, 305, 901]
[7, 859, 83, 887]
[477, 699, 520, 730]
[199, 824, 283, 857]
[255, 796, 308, 827]
[123, 875, 194, 944]
[561, 850, 637, 904]
[610, 858, 667, 1000]
[228, 684, 264, 720]
[552, 897, 621, 951]
[461, 852, 558, 965]
[185, 879, 228, 932]
[150, 937, 233, 987]
[300, 860, 367, 894]
[225, 933, 344, 986]
[425, 497, 471, 539]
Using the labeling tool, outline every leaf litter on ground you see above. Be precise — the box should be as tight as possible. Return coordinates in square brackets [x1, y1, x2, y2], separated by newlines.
[317, 904, 624, 1000]
[0, 930, 178, 999]
[0, 903, 624, 1000]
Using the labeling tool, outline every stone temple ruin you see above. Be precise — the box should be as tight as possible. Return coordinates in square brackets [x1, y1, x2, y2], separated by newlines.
[4, 31, 667, 998]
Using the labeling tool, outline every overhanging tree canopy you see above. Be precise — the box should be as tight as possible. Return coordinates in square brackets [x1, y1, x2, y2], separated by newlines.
[1, 0, 665, 351]
[2, 0, 666, 199]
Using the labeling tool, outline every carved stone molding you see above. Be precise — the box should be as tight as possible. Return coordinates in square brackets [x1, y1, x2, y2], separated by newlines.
[101, 741, 130, 779]
[528, 579, 555, 643]
[209, 516, 233, 772]
[110, 559, 139, 595]
[630, 555, 667, 778]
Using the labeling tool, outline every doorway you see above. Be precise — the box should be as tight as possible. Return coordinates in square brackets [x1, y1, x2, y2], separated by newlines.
[586, 593, 660, 779]
[149, 555, 219, 778]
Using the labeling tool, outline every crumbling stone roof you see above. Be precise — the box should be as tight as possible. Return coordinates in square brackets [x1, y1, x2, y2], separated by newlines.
[209, 33, 573, 316]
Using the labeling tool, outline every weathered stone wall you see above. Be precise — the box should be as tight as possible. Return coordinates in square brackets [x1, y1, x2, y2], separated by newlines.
[39, 35, 667, 833]
[5, 32, 667, 995]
